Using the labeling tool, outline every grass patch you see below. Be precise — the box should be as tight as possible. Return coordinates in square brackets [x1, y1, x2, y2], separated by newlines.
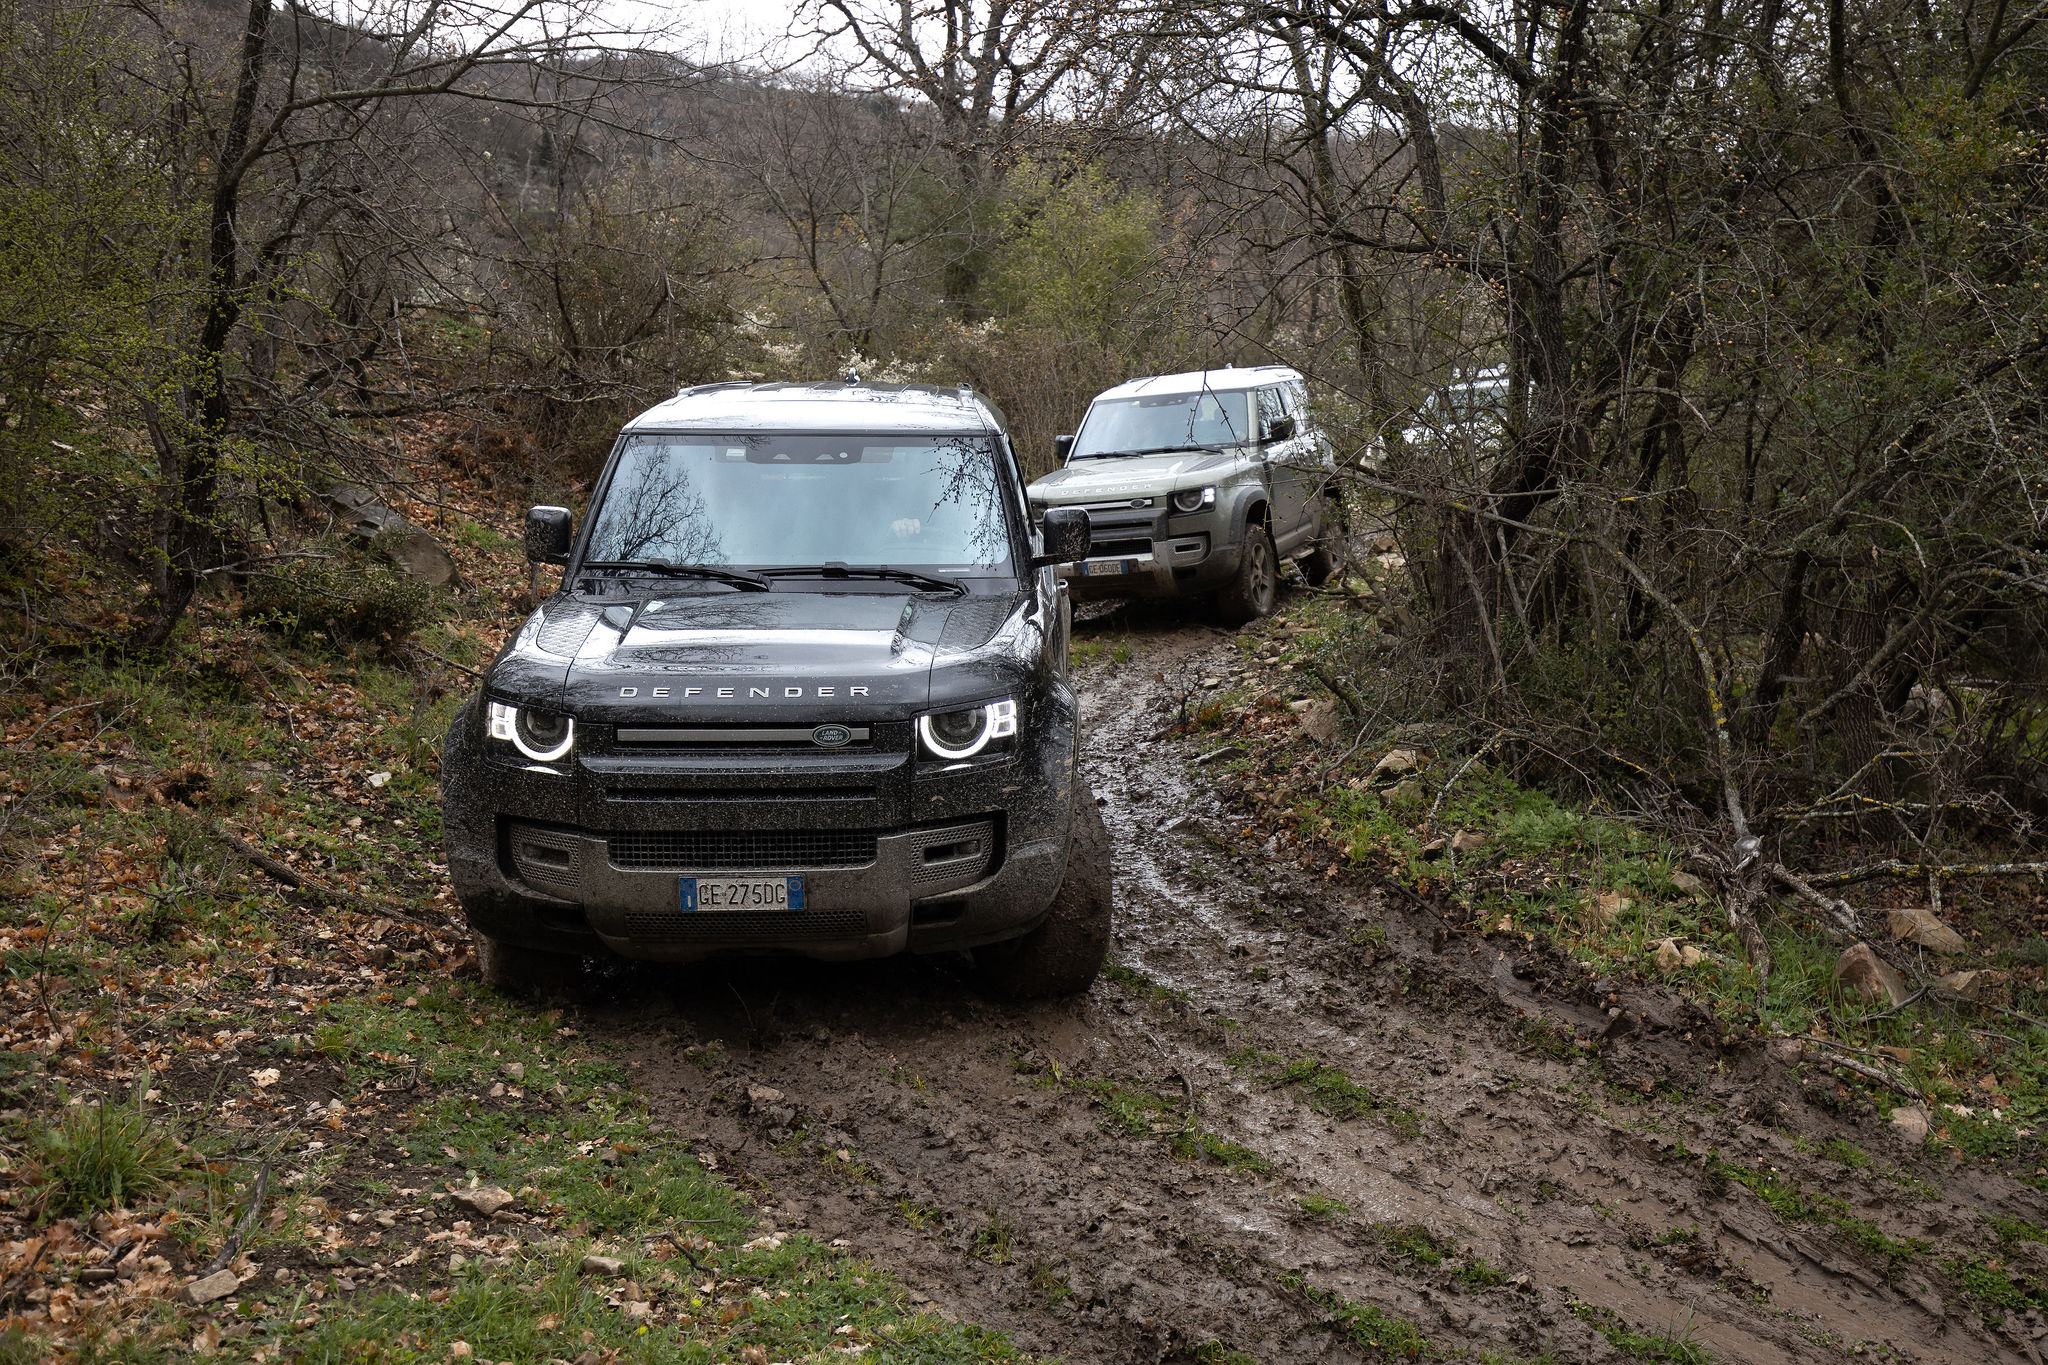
[1228, 1047, 1388, 1122]
[1169, 1128, 1276, 1174]
[1296, 1194, 1349, 1220]
[1705, 1152, 1929, 1276]
[1941, 1254, 2048, 1318]
[1282, 1270, 1441, 1358]
[26, 1093, 185, 1219]
[1568, 1300, 1713, 1363]
[1382, 1223, 1451, 1268]
[1103, 961, 1192, 1005]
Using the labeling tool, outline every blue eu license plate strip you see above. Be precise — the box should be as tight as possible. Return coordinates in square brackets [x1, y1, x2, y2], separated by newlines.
[680, 876, 805, 911]
[1083, 560, 1132, 576]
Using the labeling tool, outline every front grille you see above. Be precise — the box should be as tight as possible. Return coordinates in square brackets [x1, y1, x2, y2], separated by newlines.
[613, 725, 872, 748]
[622, 909, 870, 942]
[509, 825, 583, 893]
[907, 819, 997, 891]
[607, 829, 877, 871]
[606, 786, 877, 804]
[1090, 537, 1153, 558]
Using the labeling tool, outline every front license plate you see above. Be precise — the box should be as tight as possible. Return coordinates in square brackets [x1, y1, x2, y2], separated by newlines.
[681, 875, 805, 912]
[1082, 559, 1133, 576]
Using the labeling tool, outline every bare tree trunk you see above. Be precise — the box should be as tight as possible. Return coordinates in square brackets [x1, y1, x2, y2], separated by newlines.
[134, 0, 272, 648]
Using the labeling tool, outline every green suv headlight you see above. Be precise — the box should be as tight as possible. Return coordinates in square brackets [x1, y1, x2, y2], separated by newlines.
[916, 698, 1019, 760]
[1171, 486, 1216, 513]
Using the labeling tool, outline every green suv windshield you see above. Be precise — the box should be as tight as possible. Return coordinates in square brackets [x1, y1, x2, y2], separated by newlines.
[1071, 391, 1250, 458]
[584, 434, 1013, 573]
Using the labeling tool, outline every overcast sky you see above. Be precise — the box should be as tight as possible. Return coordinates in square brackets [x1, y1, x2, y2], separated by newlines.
[628, 0, 815, 67]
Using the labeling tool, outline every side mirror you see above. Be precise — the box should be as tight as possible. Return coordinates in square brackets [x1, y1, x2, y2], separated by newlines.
[525, 505, 573, 565]
[1263, 415, 1296, 444]
[1053, 434, 1075, 463]
[1033, 506, 1090, 568]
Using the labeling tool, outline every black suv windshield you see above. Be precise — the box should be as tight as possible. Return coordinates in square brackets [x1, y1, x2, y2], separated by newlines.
[583, 433, 1014, 574]
[1071, 390, 1250, 458]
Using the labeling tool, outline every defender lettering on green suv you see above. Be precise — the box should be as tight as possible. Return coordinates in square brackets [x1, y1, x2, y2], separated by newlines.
[1024, 367, 1342, 623]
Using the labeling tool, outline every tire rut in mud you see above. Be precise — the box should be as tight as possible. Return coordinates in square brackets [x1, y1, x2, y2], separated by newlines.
[590, 615, 2041, 1365]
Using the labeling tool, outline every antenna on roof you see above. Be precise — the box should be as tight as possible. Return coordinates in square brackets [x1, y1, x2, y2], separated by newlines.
[844, 364, 860, 384]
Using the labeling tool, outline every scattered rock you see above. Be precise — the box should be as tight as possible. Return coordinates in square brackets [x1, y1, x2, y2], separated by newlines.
[323, 485, 462, 588]
[450, 1186, 516, 1218]
[1653, 938, 1684, 973]
[1669, 870, 1708, 896]
[1834, 942, 1911, 1006]
[501, 1062, 525, 1082]
[1936, 968, 2006, 999]
[1886, 907, 1969, 955]
[1581, 890, 1632, 927]
[1680, 945, 1708, 968]
[579, 1255, 626, 1277]
[1890, 1105, 1931, 1146]
[186, 1269, 240, 1305]
[1385, 778, 1422, 806]
[1199, 676, 1222, 688]
[1294, 698, 1341, 746]
[366, 770, 392, 788]
[746, 1085, 785, 1108]
[1371, 747, 1421, 778]
[1450, 829, 1487, 854]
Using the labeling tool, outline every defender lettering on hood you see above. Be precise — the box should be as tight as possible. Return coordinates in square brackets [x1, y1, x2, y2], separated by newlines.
[616, 685, 871, 697]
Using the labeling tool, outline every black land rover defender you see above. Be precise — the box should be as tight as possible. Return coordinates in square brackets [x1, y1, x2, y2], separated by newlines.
[440, 381, 1110, 997]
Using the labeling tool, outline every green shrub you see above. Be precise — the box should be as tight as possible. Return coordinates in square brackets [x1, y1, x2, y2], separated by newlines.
[244, 553, 437, 642]
[30, 1098, 184, 1218]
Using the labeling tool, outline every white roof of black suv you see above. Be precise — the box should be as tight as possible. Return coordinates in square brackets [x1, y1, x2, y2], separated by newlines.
[1090, 366, 1302, 401]
[622, 381, 1006, 435]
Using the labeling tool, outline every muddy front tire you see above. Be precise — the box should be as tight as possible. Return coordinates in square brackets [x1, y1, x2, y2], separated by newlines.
[476, 933, 582, 1000]
[975, 783, 1112, 999]
[1216, 523, 1279, 625]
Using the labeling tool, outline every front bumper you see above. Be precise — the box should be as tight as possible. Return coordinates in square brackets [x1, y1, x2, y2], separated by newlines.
[440, 702, 1076, 964]
[1063, 540, 1240, 600]
[1045, 502, 1240, 600]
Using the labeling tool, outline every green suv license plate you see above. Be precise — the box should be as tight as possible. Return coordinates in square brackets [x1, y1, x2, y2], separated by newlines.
[681, 876, 805, 911]
[1082, 560, 1133, 576]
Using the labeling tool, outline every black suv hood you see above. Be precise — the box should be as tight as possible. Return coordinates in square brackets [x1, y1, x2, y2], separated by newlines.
[489, 589, 1030, 721]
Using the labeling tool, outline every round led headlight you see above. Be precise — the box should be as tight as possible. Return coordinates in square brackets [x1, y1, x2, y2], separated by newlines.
[1171, 486, 1216, 514]
[916, 698, 1019, 760]
[487, 700, 575, 762]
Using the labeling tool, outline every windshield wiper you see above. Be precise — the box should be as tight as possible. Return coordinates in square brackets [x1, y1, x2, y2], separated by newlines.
[1077, 444, 1224, 459]
[580, 559, 771, 591]
[761, 563, 967, 595]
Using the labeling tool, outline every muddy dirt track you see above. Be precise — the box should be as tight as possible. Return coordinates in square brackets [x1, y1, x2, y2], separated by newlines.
[583, 610, 2048, 1364]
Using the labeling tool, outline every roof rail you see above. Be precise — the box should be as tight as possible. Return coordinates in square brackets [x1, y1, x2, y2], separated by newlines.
[674, 380, 753, 397]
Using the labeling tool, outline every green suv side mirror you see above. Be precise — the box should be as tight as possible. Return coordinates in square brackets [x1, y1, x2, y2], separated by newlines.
[1034, 507, 1090, 567]
[1263, 415, 1296, 443]
[1053, 434, 1075, 463]
[525, 506, 573, 565]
